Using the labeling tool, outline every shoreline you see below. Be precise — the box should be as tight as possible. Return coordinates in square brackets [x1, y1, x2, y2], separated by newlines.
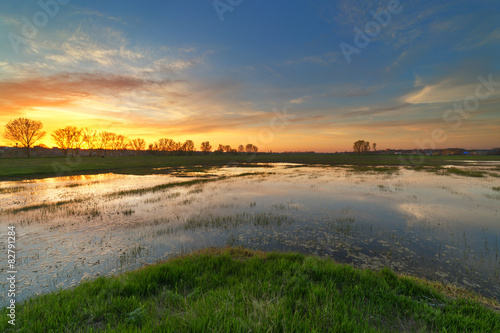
[1, 247, 498, 332]
[1, 153, 500, 182]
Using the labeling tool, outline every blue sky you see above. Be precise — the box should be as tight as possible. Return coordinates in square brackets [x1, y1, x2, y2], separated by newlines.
[0, 0, 499, 151]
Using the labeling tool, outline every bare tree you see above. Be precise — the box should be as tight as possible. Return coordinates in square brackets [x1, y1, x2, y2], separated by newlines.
[98, 131, 113, 156]
[172, 141, 182, 152]
[372, 142, 377, 151]
[115, 135, 129, 154]
[52, 126, 76, 157]
[82, 128, 98, 156]
[245, 143, 258, 153]
[105, 132, 118, 155]
[3, 118, 46, 158]
[200, 141, 212, 153]
[181, 140, 195, 153]
[353, 140, 371, 154]
[72, 127, 84, 156]
[130, 138, 146, 155]
[149, 138, 180, 155]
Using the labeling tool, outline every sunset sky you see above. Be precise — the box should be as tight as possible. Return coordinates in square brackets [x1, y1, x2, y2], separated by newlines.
[0, 0, 499, 152]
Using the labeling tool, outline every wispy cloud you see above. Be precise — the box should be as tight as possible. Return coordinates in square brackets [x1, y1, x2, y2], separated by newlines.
[69, 9, 129, 24]
[326, 83, 381, 98]
[454, 28, 500, 51]
[0, 72, 179, 116]
[289, 96, 312, 104]
[285, 52, 341, 66]
[402, 78, 487, 104]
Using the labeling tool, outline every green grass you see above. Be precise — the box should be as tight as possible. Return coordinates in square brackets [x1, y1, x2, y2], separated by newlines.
[184, 212, 293, 230]
[411, 166, 492, 178]
[2, 247, 498, 332]
[4, 173, 268, 214]
[444, 167, 487, 178]
[492, 187, 500, 192]
[1, 154, 499, 181]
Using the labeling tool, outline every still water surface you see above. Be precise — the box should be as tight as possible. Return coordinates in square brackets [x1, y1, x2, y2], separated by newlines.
[1, 164, 499, 305]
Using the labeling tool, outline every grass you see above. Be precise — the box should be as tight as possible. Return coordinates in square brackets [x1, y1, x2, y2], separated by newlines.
[5, 198, 86, 214]
[2, 247, 498, 332]
[1, 154, 499, 181]
[412, 166, 491, 178]
[444, 167, 487, 178]
[492, 187, 500, 192]
[184, 212, 293, 230]
[2, 173, 268, 214]
[0, 186, 26, 194]
[344, 165, 400, 174]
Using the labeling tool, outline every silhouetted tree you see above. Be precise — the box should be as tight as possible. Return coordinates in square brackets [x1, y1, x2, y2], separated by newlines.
[372, 142, 377, 151]
[82, 128, 98, 156]
[200, 141, 212, 153]
[52, 126, 80, 157]
[130, 138, 146, 155]
[237, 145, 244, 153]
[245, 143, 258, 153]
[181, 140, 195, 154]
[353, 140, 371, 154]
[98, 131, 113, 156]
[115, 135, 129, 155]
[3, 118, 46, 158]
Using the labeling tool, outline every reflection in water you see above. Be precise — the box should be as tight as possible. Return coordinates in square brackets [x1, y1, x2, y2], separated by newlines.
[0, 165, 499, 306]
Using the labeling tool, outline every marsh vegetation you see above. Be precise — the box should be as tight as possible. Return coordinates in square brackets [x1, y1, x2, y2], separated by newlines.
[1, 162, 499, 309]
[1, 247, 498, 332]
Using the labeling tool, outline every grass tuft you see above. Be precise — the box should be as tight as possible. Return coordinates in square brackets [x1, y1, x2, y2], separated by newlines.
[1, 247, 498, 332]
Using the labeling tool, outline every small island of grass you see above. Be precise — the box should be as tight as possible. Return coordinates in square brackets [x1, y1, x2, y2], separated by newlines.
[2, 247, 498, 332]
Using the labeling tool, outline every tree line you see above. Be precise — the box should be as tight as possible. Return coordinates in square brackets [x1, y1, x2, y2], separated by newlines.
[1, 118, 259, 158]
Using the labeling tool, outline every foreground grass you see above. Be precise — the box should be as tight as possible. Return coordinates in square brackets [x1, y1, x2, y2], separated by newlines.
[1, 154, 499, 181]
[2, 248, 498, 332]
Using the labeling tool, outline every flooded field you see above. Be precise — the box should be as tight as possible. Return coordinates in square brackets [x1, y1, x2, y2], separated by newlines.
[1, 163, 499, 305]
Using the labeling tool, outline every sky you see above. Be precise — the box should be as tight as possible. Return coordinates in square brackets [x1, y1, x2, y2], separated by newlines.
[0, 0, 499, 152]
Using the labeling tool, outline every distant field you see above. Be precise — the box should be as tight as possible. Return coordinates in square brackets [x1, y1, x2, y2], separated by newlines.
[0, 153, 499, 181]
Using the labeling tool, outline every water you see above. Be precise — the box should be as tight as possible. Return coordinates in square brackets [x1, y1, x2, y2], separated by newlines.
[1, 164, 499, 305]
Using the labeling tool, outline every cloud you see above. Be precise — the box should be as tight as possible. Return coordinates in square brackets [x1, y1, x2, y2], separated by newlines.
[285, 52, 341, 66]
[336, 103, 411, 118]
[0, 72, 179, 116]
[454, 28, 500, 51]
[326, 83, 381, 98]
[403, 79, 482, 104]
[41, 27, 144, 67]
[0, 14, 21, 27]
[289, 96, 312, 104]
[69, 9, 128, 24]
[413, 74, 424, 87]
